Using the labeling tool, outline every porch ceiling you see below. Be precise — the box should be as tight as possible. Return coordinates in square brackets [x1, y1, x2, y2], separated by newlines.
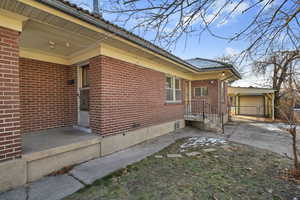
[1, 0, 196, 74]
[21, 20, 99, 57]
[192, 69, 237, 81]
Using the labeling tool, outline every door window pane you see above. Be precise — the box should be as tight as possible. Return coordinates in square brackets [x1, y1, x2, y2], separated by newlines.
[82, 65, 89, 88]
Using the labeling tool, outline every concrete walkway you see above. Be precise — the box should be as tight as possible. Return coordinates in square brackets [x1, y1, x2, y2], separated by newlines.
[0, 127, 218, 200]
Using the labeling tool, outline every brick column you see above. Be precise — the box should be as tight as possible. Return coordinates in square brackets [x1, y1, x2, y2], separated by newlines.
[89, 55, 102, 134]
[0, 26, 21, 162]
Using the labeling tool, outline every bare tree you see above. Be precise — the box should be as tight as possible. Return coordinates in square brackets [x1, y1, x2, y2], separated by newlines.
[254, 49, 300, 117]
[278, 80, 300, 171]
[101, 0, 300, 55]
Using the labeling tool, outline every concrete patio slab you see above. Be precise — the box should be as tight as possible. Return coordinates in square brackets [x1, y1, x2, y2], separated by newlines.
[27, 175, 84, 200]
[22, 127, 99, 154]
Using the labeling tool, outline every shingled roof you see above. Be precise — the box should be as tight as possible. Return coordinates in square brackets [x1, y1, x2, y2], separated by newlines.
[186, 58, 241, 78]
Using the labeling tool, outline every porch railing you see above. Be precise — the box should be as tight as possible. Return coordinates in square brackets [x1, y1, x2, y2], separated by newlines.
[184, 100, 225, 132]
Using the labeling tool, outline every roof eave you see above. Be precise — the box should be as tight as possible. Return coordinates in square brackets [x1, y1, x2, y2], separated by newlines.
[195, 66, 242, 80]
[35, 0, 200, 73]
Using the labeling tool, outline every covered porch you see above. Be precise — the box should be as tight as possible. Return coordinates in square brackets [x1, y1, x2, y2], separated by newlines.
[0, 0, 106, 191]
[22, 127, 98, 154]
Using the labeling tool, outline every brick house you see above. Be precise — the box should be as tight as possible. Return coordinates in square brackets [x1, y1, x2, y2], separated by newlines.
[0, 0, 240, 191]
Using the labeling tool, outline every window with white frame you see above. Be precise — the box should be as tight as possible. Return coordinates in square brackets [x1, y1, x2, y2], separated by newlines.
[194, 87, 208, 97]
[165, 76, 182, 102]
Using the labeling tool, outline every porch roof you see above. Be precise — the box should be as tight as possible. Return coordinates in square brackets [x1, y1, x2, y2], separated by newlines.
[228, 86, 276, 95]
[185, 58, 241, 79]
[32, 0, 200, 73]
[10, 0, 240, 79]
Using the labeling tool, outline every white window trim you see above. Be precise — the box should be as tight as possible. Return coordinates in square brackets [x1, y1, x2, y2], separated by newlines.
[194, 87, 208, 97]
[166, 76, 182, 103]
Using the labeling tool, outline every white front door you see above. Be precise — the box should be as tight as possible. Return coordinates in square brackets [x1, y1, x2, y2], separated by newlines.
[78, 65, 90, 128]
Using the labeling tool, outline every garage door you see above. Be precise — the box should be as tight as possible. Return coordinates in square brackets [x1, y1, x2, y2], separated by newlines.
[239, 96, 264, 116]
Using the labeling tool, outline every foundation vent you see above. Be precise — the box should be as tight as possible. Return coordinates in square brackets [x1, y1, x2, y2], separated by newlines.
[174, 121, 180, 130]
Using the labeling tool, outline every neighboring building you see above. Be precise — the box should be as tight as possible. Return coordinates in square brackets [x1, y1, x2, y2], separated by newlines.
[228, 87, 276, 119]
[0, 0, 240, 191]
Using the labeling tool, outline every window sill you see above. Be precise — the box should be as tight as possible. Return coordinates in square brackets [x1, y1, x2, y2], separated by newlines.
[165, 101, 183, 105]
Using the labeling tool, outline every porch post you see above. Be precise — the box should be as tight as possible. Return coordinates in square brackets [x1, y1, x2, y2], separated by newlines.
[0, 26, 22, 162]
[272, 92, 275, 120]
[89, 55, 102, 134]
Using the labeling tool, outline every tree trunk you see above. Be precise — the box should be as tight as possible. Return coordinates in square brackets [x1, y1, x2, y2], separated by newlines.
[274, 91, 281, 118]
[290, 127, 299, 170]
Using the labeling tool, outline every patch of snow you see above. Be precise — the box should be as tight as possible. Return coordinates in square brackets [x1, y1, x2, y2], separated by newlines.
[154, 155, 163, 158]
[251, 123, 300, 132]
[203, 148, 217, 153]
[185, 151, 201, 157]
[180, 137, 227, 150]
[167, 154, 183, 158]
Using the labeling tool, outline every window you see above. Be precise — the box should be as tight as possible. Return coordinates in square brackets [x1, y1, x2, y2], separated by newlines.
[175, 78, 182, 101]
[81, 65, 89, 88]
[80, 65, 90, 111]
[165, 76, 182, 102]
[165, 76, 173, 101]
[194, 87, 208, 97]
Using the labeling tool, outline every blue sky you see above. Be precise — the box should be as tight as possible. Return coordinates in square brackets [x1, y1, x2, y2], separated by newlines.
[69, 0, 257, 59]
[69, 0, 280, 87]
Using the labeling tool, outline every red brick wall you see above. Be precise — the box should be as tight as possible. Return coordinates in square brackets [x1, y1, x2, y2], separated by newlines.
[90, 55, 185, 135]
[0, 26, 21, 162]
[19, 58, 77, 134]
[89, 56, 101, 134]
[191, 79, 228, 114]
[191, 79, 219, 107]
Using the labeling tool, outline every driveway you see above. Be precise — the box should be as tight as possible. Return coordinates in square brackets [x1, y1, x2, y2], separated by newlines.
[224, 120, 300, 158]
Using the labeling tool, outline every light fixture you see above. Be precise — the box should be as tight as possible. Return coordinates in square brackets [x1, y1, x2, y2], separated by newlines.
[49, 41, 55, 49]
[221, 71, 225, 76]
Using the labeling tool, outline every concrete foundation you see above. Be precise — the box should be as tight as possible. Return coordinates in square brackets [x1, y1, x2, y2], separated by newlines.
[101, 119, 185, 156]
[0, 160, 27, 192]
